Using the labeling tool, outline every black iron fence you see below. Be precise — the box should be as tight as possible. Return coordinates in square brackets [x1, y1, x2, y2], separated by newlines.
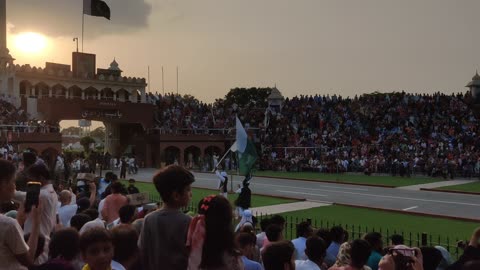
[253, 212, 467, 260]
[148, 193, 467, 260]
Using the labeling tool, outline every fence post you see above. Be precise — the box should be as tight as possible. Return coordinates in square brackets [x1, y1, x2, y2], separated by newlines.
[421, 233, 427, 246]
[290, 216, 293, 239]
[455, 238, 459, 260]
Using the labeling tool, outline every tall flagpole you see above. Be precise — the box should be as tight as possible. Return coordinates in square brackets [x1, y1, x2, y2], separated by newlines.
[147, 66, 150, 93]
[81, 1, 84, 52]
[162, 66, 164, 95]
[176, 66, 179, 96]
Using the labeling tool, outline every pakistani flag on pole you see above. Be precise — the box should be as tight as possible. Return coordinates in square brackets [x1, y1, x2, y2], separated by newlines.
[84, 0, 111, 20]
[230, 117, 258, 175]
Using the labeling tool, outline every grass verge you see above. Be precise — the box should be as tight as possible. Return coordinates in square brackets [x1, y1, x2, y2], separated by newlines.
[437, 181, 480, 194]
[253, 171, 443, 187]
[276, 205, 477, 247]
[122, 180, 298, 208]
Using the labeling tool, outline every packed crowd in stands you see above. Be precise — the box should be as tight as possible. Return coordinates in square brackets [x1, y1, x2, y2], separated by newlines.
[1, 153, 480, 270]
[147, 91, 480, 178]
[0, 97, 60, 133]
[4, 89, 480, 178]
[148, 93, 266, 135]
[261, 92, 480, 178]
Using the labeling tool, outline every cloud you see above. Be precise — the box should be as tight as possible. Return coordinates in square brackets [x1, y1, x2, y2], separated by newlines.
[7, 0, 152, 38]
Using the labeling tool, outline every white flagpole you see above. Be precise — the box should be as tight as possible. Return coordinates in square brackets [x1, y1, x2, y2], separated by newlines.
[212, 148, 232, 172]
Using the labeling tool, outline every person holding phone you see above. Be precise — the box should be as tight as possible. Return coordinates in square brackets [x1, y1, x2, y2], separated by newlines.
[446, 227, 480, 270]
[378, 245, 424, 270]
[0, 159, 42, 270]
[22, 163, 58, 264]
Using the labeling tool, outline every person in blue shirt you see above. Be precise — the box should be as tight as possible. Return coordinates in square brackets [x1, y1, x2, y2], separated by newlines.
[235, 232, 263, 270]
[97, 172, 113, 198]
[364, 232, 383, 270]
[325, 226, 346, 267]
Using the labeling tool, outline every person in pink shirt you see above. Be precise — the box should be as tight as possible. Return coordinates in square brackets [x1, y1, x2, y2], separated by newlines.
[101, 182, 128, 224]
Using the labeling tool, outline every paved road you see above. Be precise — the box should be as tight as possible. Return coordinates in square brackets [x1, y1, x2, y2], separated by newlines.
[126, 169, 480, 220]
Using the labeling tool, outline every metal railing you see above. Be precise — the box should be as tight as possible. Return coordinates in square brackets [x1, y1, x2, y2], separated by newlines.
[147, 192, 468, 260]
[253, 213, 467, 260]
[0, 124, 60, 133]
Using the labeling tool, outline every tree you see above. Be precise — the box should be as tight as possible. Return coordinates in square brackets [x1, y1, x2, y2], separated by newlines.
[80, 136, 96, 153]
[224, 87, 272, 108]
[61, 126, 82, 136]
[90, 127, 105, 140]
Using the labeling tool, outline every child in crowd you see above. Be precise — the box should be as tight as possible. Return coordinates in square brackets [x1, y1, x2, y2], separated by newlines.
[187, 195, 244, 270]
[79, 228, 114, 270]
[139, 165, 195, 270]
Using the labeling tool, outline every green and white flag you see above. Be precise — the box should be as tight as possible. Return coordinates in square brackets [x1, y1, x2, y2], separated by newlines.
[230, 117, 258, 175]
[83, 0, 111, 20]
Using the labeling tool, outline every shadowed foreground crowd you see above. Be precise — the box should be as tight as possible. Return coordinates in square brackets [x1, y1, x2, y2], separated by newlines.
[1, 157, 480, 270]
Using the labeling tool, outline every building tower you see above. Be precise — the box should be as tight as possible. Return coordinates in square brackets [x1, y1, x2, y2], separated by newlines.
[465, 70, 480, 117]
[0, 0, 16, 103]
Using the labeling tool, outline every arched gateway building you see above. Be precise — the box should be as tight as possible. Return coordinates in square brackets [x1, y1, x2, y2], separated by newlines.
[0, 0, 228, 168]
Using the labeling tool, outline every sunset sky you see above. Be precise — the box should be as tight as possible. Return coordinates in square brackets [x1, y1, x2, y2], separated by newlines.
[6, 0, 480, 104]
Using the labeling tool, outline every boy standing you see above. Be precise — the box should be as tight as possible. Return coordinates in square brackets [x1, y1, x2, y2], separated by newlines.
[139, 165, 195, 270]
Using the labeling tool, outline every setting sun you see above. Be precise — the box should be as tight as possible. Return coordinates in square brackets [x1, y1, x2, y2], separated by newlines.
[14, 32, 47, 54]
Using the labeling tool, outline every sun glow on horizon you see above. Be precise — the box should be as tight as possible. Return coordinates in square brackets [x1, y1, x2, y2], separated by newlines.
[14, 32, 48, 54]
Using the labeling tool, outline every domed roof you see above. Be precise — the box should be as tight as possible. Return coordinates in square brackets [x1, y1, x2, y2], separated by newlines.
[467, 70, 480, 87]
[473, 71, 480, 81]
[268, 87, 284, 100]
[108, 58, 122, 72]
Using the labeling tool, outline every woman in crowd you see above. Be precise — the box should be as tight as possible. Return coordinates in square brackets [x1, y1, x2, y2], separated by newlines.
[187, 195, 243, 270]
[329, 240, 373, 270]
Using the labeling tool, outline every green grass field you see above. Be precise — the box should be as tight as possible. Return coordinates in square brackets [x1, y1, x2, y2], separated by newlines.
[122, 180, 297, 208]
[276, 205, 478, 247]
[253, 171, 442, 187]
[438, 181, 480, 193]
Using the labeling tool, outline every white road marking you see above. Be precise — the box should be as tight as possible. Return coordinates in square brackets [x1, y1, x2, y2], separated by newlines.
[276, 190, 329, 197]
[402, 206, 418, 211]
[195, 177, 480, 207]
[195, 177, 369, 191]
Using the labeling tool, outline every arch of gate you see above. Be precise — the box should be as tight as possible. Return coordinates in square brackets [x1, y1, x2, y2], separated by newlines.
[153, 134, 227, 168]
[184, 145, 201, 169]
[116, 88, 130, 102]
[52, 84, 67, 98]
[84, 86, 99, 100]
[19, 80, 32, 97]
[204, 145, 223, 171]
[69, 85, 83, 99]
[34, 82, 49, 98]
[163, 146, 181, 166]
[101, 88, 115, 101]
